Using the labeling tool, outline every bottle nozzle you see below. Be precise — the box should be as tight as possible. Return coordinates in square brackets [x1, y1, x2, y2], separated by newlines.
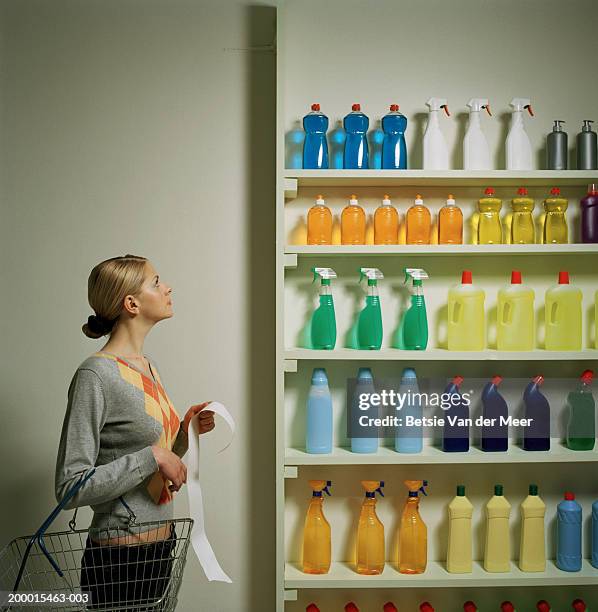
[532, 374, 544, 386]
[553, 120, 565, 131]
[312, 267, 337, 285]
[390, 104, 399, 112]
[311, 103, 321, 112]
[453, 375, 464, 387]
[492, 375, 503, 386]
[581, 369, 594, 384]
[442, 104, 450, 117]
[550, 186, 561, 196]
[582, 119, 595, 131]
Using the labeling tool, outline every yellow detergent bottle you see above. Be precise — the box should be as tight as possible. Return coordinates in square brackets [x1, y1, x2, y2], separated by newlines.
[497, 270, 535, 351]
[477, 187, 503, 244]
[374, 195, 399, 244]
[302, 480, 332, 574]
[448, 270, 486, 351]
[484, 484, 511, 573]
[543, 187, 568, 244]
[511, 187, 535, 244]
[399, 480, 429, 574]
[356, 480, 385, 575]
[447, 485, 473, 573]
[519, 484, 546, 572]
[545, 271, 583, 351]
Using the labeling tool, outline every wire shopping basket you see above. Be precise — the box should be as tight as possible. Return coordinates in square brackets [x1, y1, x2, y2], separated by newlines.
[0, 470, 194, 611]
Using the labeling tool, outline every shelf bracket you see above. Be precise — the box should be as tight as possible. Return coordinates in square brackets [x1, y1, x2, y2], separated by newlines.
[283, 359, 297, 373]
[284, 590, 298, 601]
[284, 466, 298, 479]
[284, 178, 298, 200]
[283, 253, 297, 269]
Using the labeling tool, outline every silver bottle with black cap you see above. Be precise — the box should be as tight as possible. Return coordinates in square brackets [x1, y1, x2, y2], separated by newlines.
[577, 120, 597, 170]
[547, 120, 568, 170]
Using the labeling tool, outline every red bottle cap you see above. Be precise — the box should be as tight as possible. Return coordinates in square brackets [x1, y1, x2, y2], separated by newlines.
[352, 103, 361, 112]
[484, 187, 495, 196]
[461, 270, 473, 284]
[453, 375, 464, 386]
[492, 375, 503, 386]
[537, 601, 551, 612]
[311, 103, 320, 112]
[565, 491, 575, 500]
[464, 602, 477, 612]
[501, 603, 515, 612]
[517, 187, 528, 196]
[550, 187, 561, 196]
[390, 104, 399, 112]
[573, 599, 587, 612]
[306, 605, 320, 612]
[533, 375, 544, 385]
[558, 271, 570, 284]
[511, 270, 522, 284]
[420, 604, 435, 612]
[384, 603, 399, 612]
[345, 603, 359, 612]
[589, 183, 598, 195]
[581, 369, 594, 383]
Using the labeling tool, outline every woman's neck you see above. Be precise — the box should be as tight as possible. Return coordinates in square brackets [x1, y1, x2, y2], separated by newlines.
[101, 318, 152, 358]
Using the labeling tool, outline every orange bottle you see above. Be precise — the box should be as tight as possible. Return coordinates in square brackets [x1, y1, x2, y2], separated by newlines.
[398, 479, 429, 574]
[374, 195, 399, 244]
[307, 195, 332, 245]
[341, 195, 366, 244]
[438, 194, 463, 244]
[302, 480, 332, 574]
[406, 195, 431, 244]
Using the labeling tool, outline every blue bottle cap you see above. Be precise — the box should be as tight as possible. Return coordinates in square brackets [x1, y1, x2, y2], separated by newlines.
[357, 367, 373, 380]
[311, 368, 328, 385]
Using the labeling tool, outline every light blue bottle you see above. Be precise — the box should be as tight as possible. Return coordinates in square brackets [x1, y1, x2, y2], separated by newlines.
[395, 367, 423, 453]
[351, 367, 378, 453]
[592, 500, 598, 569]
[306, 368, 333, 454]
[303, 103, 329, 169]
[382, 104, 408, 169]
[556, 491, 583, 572]
[343, 103, 369, 169]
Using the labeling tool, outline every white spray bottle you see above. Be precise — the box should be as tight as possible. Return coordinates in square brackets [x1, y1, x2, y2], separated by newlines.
[423, 97, 450, 170]
[506, 98, 534, 170]
[464, 98, 492, 170]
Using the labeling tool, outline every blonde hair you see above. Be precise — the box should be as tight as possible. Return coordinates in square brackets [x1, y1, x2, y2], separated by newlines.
[82, 254, 148, 339]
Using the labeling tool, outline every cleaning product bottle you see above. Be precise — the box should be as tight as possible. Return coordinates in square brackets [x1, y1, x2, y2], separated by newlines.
[310, 268, 337, 350]
[464, 98, 492, 170]
[543, 187, 569, 244]
[477, 187, 503, 244]
[580, 183, 598, 243]
[523, 376, 551, 451]
[447, 485, 473, 573]
[420, 603, 435, 612]
[519, 484, 546, 572]
[406, 194, 431, 244]
[306, 368, 333, 454]
[566, 369, 595, 450]
[545, 271, 582, 351]
[344, 104, 369, 169]
[547, 120, 568, 170]
[382, 104, 408, 169]
[423, 97, 450, 170]
[395, 367, 423, 454]
[572, 600, 588, 612]
[357, 268, 384, 350]
[593, 499, 598, 568]
[501, 602, 516, 612]
[511, 187, 535, 244]
[464, 603, 478, 612]
[356, 481, 385, 575]
[302, 480, 332, 574]
[497, 270, 535, 351]
[307, 195, 333, 245]
[537, 602, 551, 612]
[351, 367, 379, 454]
[577, 120, 597, 170]
[447, 270, 486, 351]
[438, 194, 463, 244]
[399, 268, 429, 350]
[556, 491, 582, 572]
[506, 98, 534, 170]
[374, 195, 399, 244]
[341, 195, 366, 244]
[398, 480, 429, 574]
[481, 376, 509, 452]
[442, 376, 470, 452]
[303, 103, 329, 169]
[484, 484, 511, 572]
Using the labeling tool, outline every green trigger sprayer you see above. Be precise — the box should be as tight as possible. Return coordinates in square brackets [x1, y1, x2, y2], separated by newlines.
[311, 267, 337, 350]
[399, 268, 429, 350]
[357, 268, 384, 350]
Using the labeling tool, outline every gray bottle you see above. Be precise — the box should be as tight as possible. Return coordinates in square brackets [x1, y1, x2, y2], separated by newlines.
[577, 120, 597, 170]
[547, 120, 568, 170]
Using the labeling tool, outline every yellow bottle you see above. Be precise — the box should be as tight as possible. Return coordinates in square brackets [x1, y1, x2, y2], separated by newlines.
[477, 187, 503, 244]
[447, 485, 473, 574]
[519, 484, 546, 572]
[406, 194, 431, 244]
[484, 484, 511, 573]
[398, 480, 428, 574]
[374, 195, 399, 244]
[438, 194, 463, 244]
[511, 187, 535, 244]
[341, 195, 366, 245]
[497, 270, 535, 351]
[543, 187, 568, 244]
[447, 270, 486, 351]
[302, 480, 332, 574]
[307, 195, 333, 245]
[356, 480, 385, 575]
[545, 271, 582, 351]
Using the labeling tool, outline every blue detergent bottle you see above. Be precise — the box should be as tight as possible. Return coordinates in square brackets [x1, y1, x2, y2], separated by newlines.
[351, 367, 379, 453]
[303, 103, 329, 169]
[344, 103, 369, 169]
[523, 375, 551, 451]
[481, 375, 509, 452]
[306, 368, 333, 454]
[442, 375, 470, 452]
[592, 499, 598, 568]
[556, 491, 582, 572]
[382, 104, 408, 169]
[395, 367, 423, 453]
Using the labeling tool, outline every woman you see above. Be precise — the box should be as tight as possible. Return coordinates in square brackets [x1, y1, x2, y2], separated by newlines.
[55, 254, 215, 610]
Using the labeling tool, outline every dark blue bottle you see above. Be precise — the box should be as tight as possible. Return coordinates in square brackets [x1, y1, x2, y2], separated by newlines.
[303, 103, 329, 169]
[481, 376, 509, 452]
[382, 104, 408, 169]
[343, 104, 369, 169]
[442, 375, 470, 452]
[523, 375, 551, 451]
[556, 491, 582, 572]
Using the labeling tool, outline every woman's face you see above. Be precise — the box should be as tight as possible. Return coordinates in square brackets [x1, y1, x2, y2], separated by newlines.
[135, 261, 173, 323]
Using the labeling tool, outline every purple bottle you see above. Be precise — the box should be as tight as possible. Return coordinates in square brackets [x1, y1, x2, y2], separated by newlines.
[581, 183, 598, 243]
[523, 375, 550, 451]
[481, 375, 509, 452]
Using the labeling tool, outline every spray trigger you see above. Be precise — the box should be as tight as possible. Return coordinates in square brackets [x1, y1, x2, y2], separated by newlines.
[442, 104, 450, 117]
[312, 267, 337, 284]
[323, 481, 332, 496]
[484, 104, 492, 117]
[526, 104, 534, 117]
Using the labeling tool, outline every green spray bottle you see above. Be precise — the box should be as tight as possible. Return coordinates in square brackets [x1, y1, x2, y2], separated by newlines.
[311, 267, 337, 350]
[357, 268, 384, 350]
[399, 268, 429, 350]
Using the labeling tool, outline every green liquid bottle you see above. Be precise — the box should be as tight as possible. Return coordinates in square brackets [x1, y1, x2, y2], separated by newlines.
[566, 369, 595, 450]
[311, 267, 337, 350]
[400, 268, 429, 350]
[357, 268, 384, 350]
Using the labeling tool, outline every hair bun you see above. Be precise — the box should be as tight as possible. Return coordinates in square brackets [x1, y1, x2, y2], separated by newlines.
[85, 314, 114, 337]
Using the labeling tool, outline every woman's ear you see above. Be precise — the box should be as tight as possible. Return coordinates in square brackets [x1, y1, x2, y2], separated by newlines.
[123, 294, 140, 316]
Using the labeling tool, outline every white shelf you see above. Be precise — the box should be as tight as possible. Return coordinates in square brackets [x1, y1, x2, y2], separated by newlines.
[285, 560, 598, 589]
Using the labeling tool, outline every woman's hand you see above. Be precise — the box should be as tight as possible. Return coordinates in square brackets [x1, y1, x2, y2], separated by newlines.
[151, 446, 187, 492]
[183, 402, 216, 436]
